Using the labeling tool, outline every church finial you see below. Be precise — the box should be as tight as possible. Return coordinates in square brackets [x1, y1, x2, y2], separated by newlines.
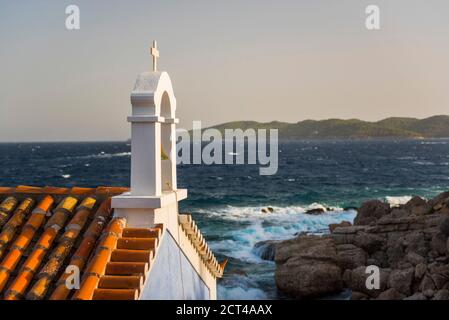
[150, 40, 160, 71]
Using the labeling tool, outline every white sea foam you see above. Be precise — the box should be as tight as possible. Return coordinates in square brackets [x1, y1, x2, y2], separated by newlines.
[421, 141, 447, 145]
[203, 205, 355, 263]
[218, 284, 267, 300]
[385, 196, 412, 206]
[413, 161, 435, 166]
[71, 152, 131, 160]
[198, 204, 345, 222]
[205, 204, 356, 299]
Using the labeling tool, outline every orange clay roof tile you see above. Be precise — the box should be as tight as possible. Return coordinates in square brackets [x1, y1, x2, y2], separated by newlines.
[0, 186, 134, 300]
[0, 185, 222, 300]
[15, 186, 43, 194]
[42, 186, 70, 194]
[70, 187, 95, 195]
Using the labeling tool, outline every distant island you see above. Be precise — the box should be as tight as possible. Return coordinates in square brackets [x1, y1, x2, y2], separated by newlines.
[204, 115, 449, 139]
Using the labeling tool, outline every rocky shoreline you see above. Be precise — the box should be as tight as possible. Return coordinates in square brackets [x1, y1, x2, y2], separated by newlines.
[272, 191, 449, 300]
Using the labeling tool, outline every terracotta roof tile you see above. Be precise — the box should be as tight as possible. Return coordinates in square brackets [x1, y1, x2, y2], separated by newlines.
[0, 186, 224, 300]
[0, 188, 14, 194]
[15, 186, 43, 194]
[0, 186, 131, 300]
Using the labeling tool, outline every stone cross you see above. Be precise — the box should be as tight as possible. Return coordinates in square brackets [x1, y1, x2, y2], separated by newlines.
[151, 40, 160, 71]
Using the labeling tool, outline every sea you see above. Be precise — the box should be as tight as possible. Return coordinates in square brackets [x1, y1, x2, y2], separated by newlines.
[1, 139, 449, 299]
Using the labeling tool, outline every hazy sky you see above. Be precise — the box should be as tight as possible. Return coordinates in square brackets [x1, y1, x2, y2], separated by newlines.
[1, 0, 449, 142]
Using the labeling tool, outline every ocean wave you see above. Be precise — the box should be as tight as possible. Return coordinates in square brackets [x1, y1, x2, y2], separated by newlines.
[421, 141, 447, 145]
[198, 204, 346, 222]
[203, 205, 355, 263]
[218, 284, 267, 300]
[204, 204, 356, 299]
[69, 152, 131, 160]
[413, 161, 435, 166]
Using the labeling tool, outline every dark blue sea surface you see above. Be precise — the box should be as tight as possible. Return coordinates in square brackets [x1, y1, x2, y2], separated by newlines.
[1, 139, 448, 299]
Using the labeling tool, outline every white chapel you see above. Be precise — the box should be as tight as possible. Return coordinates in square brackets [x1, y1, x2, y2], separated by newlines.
[111, 41, 225, 299]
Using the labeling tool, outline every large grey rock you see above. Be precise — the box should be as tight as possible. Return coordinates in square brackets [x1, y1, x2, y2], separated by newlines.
[351, 291, 369, 300]
[404, 292, 427, 300]
[438, 216, 449, 237]
[369, 250, 388, 268]
[433, 289, 449, 300]
[403, 196, 431, 216]
[402, 231, 429, 257]
[429, 265, 449, 290]
[329, 221, 352, 233]
[420, 275, 436, 294]
[336, 244, 367, 270]
[274, 190, 449, 300]
[430, 233, 447, 256]
[429, 191, 449, 211]
[275, 235, 343, 298]
[405, 252, 426, 266]
[386, 242, 405, 267]
[354, 200, 390, 226]
[388, 268, 414, 296]
[354, 232, 384, 253]
[376, 288, 406, 300]
[415, 263, 427, 279]
[343, 266, 389, 297]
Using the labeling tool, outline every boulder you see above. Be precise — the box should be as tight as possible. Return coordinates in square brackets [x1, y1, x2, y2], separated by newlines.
[415, 263, 427, 280]
[354, 232, 384, 253]
[354, 200, 390, 226]
[433, 289, 449, 300]
[404, 292, 427, 300]
[343, 266, 389, 297]
[429, 265, 449, 290]
[305, 208, 325, 215]
[351, 291, 368, 300]
[376, 288, 405, 300]
[430, 233, 447, 256]
[420, 275, 436, 294]
[386, 242, 405, 267]
[429, 191, 449, 210]
[405, 252, 426, 266]
[260, 207, 274, 213]
[423, 289, 435, 298]
[398, 230, 429, 257]
[388, 268, 414, 296]
[275, 235, 343, 298]
[329, 221, 352, 233]
[438, 216, 449, 237]
[336, 244, 367, 270]
[274, 190, 449, 300]
[403, 196, 431, 216]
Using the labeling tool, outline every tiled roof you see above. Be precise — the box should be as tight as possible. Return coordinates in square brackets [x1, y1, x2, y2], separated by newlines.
[0, 185, 160, 300]
[0, 185, 225, 300]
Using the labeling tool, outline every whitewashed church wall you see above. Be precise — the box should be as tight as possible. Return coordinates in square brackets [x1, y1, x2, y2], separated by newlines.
[140, 231, 210, 300]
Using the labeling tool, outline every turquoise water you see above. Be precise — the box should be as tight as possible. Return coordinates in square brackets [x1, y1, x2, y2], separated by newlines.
[1, 139, 448, 298]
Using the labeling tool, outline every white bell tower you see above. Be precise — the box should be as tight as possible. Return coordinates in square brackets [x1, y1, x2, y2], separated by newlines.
[112, 41, 187, 228]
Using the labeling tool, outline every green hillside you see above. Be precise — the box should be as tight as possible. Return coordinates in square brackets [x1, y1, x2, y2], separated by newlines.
[201, 115, 449, 139]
